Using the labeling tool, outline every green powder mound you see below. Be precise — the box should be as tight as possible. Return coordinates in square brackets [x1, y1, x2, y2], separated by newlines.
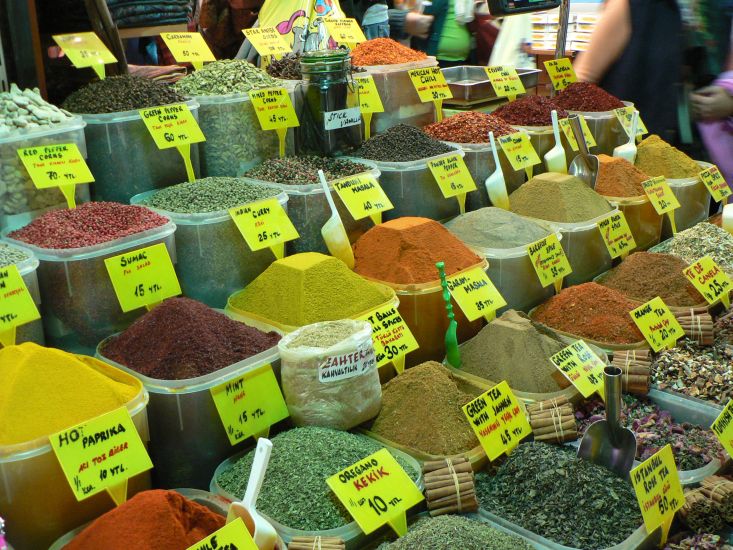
[445, 207, 552, 249]
[174, 59, 280, 96]
[635, 134, 701, 179]
[229, 252, 393, 326]
[509, 172, 612, 223]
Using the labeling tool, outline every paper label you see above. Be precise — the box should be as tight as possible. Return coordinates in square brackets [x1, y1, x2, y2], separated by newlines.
[446, 267, 506, 322]
[326, 448, 424, 536]
[485, 66, 526, 98]
[356, 75, 384, 114]
[630, 445, 685, 534]
[139, 103, 206, 149]
[630, 297, 685, 352]
[597, 211, 637, 259]
[559, 116, 597, 151]
[104, 243, 181, 312]
[17, 143, 94, 188]
[229, 197, 299, 252]
[711, 400, 733, 459]
[408, 67, 453, 102]
[527, 233, 572, 288]
[683, 256, 732, 306]
[210, 363, 289, 445]
[614, 106, 649, 138]
[243, 27, 290, 57]
[427, 153, 477, 198]
[0, 265, 41, 333]
[642, 176, 681, 215]
[324, 18, 367, 44]
[248, 87, 299, 130]
[463, 380, 532, 461]
[160, 32, 215, 66]
[699, 165, 732, 202]
[319, 342, 376, 383]
[52, 32, 117, 69]
[333, 173, 394, 220]
[358, 304, 419, 370]
[324, 107, 362, 130]
[186, 518, 257, 550]
[543, 58, 577, 91]
[50, 407, 153, 503]
[550, 340, 606, 399]
[498, 132, 541, 171]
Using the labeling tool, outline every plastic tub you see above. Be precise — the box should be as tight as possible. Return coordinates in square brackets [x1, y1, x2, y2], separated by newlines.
[3, 219, 177, 353]
[661, 161, 714, 238]
[0, 379, 151, 550]
[130, 191, 288, 308]
[568, 101, 632, 156]
[6, 242, 45, 346]
[239, 162, 379, 255]
[0, 117, 91, 233]
[601, 194, 663, 251]
[80, 100, 201, 203]
[510, 125, 576, 176]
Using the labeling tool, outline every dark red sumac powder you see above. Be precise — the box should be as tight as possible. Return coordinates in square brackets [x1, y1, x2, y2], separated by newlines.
[101, 297, 281, 380]
[492, 95, 568, 126]
[554, 82, 625, 112]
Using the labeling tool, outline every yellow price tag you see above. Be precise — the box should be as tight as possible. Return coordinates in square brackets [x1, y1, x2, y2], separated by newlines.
[597, 211, 637, 259]
[139, 103, 206, 149]
[0, 264, 41, 347]
[187, 518, 256, 550]
[642, 176, 680, 217]
[498, 132, 541, 171]
[326, 448, 424, 537]
[711, 399, 733, 460]
[614, 106, 649, 138]
[427, 153, 477, 198]
[683, 256, 732, 309]
[229, 197, 299, 260]
[559, 116, 597, 151]
[485, 66, 525, 99]
[630, 296, 685, 352]
[52, 32, 117, 79]
[160, 32, 215, 70]
[333, 173, 394, 223]
[210, 363, 289, 446]
[543, 58, 577, 91]
[104, 242, 182, 313]
[50, 406, 153, 505]
[527, 233, 572, 292]
[248, 87, 299, 130]
[243, 27, 290, 57]
[408, 67, 452, 102]
[630, 445, 685, 542]
[550, 340, 606, 399]
[446, 266, 506, 322]
[356, 76, 384, 114]
[358, 304, 419, 374]
[463, 380, 532, 461]
[699, 165, 732, 202]
[324, 18, 367, 44]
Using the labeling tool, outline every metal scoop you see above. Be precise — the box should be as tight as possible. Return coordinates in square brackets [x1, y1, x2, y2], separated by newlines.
[577, 366, 637, 477]
[568, 114, 599, 189]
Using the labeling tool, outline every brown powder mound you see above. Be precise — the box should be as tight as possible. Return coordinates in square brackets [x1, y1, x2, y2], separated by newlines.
[597, 252, 704, 307]
[532, 283, 644, 344]
[353, 217, 482, 284]
[595, 154, 650, 197]
[369, 361, 480, 455]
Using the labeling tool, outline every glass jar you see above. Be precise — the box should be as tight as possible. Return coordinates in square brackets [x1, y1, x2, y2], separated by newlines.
[295, 49, 362, 156]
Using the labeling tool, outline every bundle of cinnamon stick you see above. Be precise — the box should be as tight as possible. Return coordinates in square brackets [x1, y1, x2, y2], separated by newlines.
[422, 457, 478, 516]
[288, 536, 345, 550]
[701, 475, 733, 522]
[527, 397, 577, 444]
[610, 350, 650, 395]
[679, 488, 724, 533]
[675, 310, 714, 346]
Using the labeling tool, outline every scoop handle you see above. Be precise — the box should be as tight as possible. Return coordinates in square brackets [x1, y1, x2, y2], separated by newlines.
[318, 169, 341, 221]
[569, 114, 590, 156]
[489, 131, 502, 169]
[604, 366, 623, 433]
[551, 109, 561, 143]
[243, 438, 273, 508]
[628, 110, 638, 144]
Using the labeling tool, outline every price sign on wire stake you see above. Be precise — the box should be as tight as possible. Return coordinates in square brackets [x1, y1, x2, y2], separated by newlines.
[683, 256, 732, 309]
[248, 87, 299, 157]
[358, 304, 419, 375]
[17, 143, 94, 208]
[559, 116, 597, 151]
[356, 75, 384, 140]
[642, 176, 681, 234]
[485, 66, 525, 100]
[463, 380, 532, 461]
[160, 32, 215, 70]
[324, 18, 367, 45]
[408, 67, 452, 122]
[427, 153, 477, 214]
[498, 132, 541, 178]
[630, 445, 685, 544]
[333, 173, 393, 225]
[597, 211, 637, 259]
[446, 266, 506, 322]
[527, 233, 572, 293]
[243, 27, 290, 58]
[550, 340, 606, 400]
[52, 32, 117, 79]
[630, 296, 685, 352]
[104, 242, 182, 312]
[327, 448, 424, 537]
[50, 406, 153, 506]
[711, 399, 733, 459]
[229, 197, 299, 259]
[699, 165, 732, 202]
[614, 106, 649, 138]
[0, 264, 41, 348]
[543, 58, 577, 91]
[187, 518, 257, 550]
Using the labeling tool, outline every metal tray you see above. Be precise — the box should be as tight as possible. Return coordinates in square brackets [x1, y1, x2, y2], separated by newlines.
[442, 66, 541, 105]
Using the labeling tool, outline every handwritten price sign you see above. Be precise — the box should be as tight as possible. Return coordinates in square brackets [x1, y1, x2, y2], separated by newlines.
[446, 266, 506, 322]
[544, 58, 577, 91]
[249, 87, 299, 130]
[324, 18, 367, 44]
[187, 518, 257, 550]
[485, 66, 525, 99]
[630, 297, 685, 352]
[699, 165, 732, 202]
[333, 173, 393, 223]
[711, 400, 733, 459]
[597, 211, 636, 259]
[550, 340, 606, 399]
[358, 304, 419, 374]
[243, 27, 290, 57]
[527, 233, 572, 291]
[229, 197, 299, 259]
[0, 264, 41, 347]
[139, 103, 205, 149]
[559, 116, 596, 151]
[17, 143, 94, 189]
[160, 32, 215, 69]
[683, 256, 732, 308]
[642, 176, 680, 215]
[52, 32, 117, 79]
[614, 106, 649, 138]
[427, 153, 477, 198]
[498, 132, 541, 171]
[408, 67, 452, 102]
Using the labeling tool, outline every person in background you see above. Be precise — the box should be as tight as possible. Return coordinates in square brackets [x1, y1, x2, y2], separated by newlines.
[362, 0, 391, 39]
[413, 0, 474, 67]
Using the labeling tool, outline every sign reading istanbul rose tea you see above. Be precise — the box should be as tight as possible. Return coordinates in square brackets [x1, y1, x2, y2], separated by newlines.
[0, 264, 41, 347]
[711, 399, 733, 459]
[358, 304, 419, 374]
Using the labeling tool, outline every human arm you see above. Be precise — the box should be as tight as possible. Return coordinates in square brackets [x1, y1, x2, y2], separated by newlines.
[573, 0, 632, 83]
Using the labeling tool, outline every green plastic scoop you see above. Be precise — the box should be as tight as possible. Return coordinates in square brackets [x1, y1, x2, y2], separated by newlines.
[436, 261, 461, 368]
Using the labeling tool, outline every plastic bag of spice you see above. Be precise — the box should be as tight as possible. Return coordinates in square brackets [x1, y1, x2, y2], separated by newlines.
[279, 320, 381, 430]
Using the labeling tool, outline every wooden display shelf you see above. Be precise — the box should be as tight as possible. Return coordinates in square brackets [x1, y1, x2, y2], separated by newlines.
[117, 23, 188, 39]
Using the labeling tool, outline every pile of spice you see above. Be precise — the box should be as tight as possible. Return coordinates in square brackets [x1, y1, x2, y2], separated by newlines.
[651, 223, 733, 272]
[635, 134, 702, 179]
[554, 81, 625, 112]
[509, 172, 612, 223]
[266, 52, 303, 80]
[383, 515, 534, 550]
[101, 297, 281, 380]
[459, 310, 567, 393]
[356, 124, 454, 162]
[215, 426, 418, 530]
[576, 394, 722, 470]
[532, 282, 644, 344]
[0, 342, 140, 445]
[475, 442, 642, 548]
[369, 361, 480, 455]
[229, 252, 393, 326]
[595, 154, 650, 197]
[0, 83, 74, 136]
[66, 490, 225, 549]
[0, 242, 30, 268]
[174, 59, 279, 95]
[350, 38, 427, 66]
[664, 533, 733, 549]
[423, 111, 514, 143]
[492, 95, 567, 126]
[243, 156, 371, 184]
[63, 75, 184, 113]
[353, 217, 481, 284]
[597, 252, 704, 307]
[139, 177, 281, 213]
[8, 202, 168, 249]
[445, 207, 552, 249]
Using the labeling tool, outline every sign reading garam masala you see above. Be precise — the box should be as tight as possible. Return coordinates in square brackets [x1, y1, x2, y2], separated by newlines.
[229, 196, 299, 260]
[326, 448, 424, 537]
[683, 256, 732, 309]
[358, 304, 419, 374]
[498, 132, 541, 171]
[543, 58, 577, 91]
[699, 165, 732, 202]
[160, 32, 215, 70]
[332, 173, 394, 222]
[446, 266, 506, 322]
[597, 211, 636, 259]
[248, 87, 299, 131]
[526, 233, 572, 291]
[711, 400, 733, 459]
[50, 406, 153, 505]
[550, 340, 606, 400]
[186, 518, 257, 550]
[630, 296, 685, 352]
[0, 264, 41, 347]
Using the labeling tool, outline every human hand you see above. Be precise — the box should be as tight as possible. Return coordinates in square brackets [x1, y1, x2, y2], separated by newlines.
[691, 85, 733, 120]
[405, 12, 434, 38]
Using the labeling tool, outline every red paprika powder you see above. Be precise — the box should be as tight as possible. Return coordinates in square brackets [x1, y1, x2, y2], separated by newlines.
[424, 111, 514, 143]
[350, 38, 427, 66]
[554, 82, 625, 112]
